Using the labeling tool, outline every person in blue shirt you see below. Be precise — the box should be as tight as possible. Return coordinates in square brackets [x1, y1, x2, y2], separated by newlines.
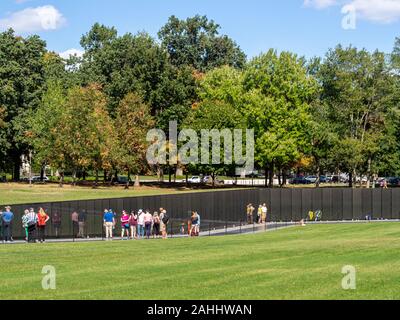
[2, 206, 14, 243]
[103, 209, 115, 240]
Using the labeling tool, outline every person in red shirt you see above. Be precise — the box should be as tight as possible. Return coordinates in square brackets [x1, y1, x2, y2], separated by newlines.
[37, 208, 50, 243]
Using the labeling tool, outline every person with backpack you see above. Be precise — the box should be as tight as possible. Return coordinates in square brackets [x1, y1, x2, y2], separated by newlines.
[160, 209, 169, 240]
[2, 206, 14, 243]
[37, 208, 50, 243]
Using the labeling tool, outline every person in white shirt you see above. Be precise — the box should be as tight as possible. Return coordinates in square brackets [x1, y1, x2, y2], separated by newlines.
[261, 204, 268, 223]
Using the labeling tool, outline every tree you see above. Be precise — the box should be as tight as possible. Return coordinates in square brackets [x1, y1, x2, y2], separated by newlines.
[25, 81, 68, 184]
[114, 93, 155, 187]
[243, 50, 319, 187]
[0, 29, 47, 180]
[158, 15, 246, 72]
[319, 46, 396, 187]
[58, 84, 117, 186]
[79, 26, 194, 121]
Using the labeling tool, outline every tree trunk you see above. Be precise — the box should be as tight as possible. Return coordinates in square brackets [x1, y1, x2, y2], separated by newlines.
[366, 158, 372, 189]
[268, 162, 274, 188]
[349, 171, 353, 188]
[93, 170, 99, 189]
[265, 165, 269, 187]
[72, 169, 77, 187]
[13, 156, 21, 182]
[125, 171, 130, 190]
[315, 161, 321, 188]
[40, 163, 45, 182]
[59, 172, 64, 188]
[134, 175, 140, 188]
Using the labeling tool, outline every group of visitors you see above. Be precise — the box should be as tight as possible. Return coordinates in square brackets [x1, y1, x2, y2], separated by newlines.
[1, 206, 52, 243]
[246, 203, 268, 224]
[103, 207, 170, 241]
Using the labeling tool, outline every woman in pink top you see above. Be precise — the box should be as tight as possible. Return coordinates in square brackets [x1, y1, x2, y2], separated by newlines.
[120, 211, 130, 240]
[144, 210, 153, 239]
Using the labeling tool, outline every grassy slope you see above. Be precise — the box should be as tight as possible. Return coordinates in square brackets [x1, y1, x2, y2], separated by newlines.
[0, 183, 238, 205]
[0, 223, 399, 300]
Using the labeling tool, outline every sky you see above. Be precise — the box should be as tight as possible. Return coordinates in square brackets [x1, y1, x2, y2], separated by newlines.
[0, 0, 399, 60]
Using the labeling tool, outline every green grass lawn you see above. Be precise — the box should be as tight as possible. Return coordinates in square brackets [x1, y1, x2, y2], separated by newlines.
[0, 183, 239, 205]
[0, 223, 399, 300]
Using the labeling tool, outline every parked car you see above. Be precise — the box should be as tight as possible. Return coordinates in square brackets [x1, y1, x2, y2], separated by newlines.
[290, 177, 312, 185]
[31, 176, 50, 182]
[115, 176, 132, 185]
[319, 175, 328, 183]
[187, 176, 202, 183]
[388, 177, 400, 187]
[305, 176, 318, 183]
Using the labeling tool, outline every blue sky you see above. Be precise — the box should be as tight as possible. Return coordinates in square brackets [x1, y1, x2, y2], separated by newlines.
[0, 0, 399, 59]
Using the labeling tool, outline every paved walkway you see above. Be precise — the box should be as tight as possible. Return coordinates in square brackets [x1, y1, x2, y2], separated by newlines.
[3, 220, 398, 245]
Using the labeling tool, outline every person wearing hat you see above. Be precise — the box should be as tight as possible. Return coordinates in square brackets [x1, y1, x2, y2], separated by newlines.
[2, 206, 14, 243]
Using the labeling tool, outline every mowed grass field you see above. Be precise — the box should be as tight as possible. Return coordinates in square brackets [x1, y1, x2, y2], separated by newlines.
[0, 183, 236, 205]
[0, 223, 399, 300]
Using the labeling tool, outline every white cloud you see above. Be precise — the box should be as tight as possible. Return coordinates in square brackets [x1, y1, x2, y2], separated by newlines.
[304, 0, 339, 9]
[0, 5, 66, 33]
[304, 0, 400, 23]
[59, 48, 84, 60]
[349, 0, 400, 23]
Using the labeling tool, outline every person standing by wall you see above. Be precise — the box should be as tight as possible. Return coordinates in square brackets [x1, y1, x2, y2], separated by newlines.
[2, 206, 14, 243]
[27, 208, 38, 243]
[261, 203, 268, 224]
[246, 204, 255, 224]
[71, 211, 79, 238]
[37, 208, 50, 243]
[160, 209, 169, 240]
[22, 209, 30, 242]
[78, 210, 87, 238]
[257, 205, 262, 224]
[129, 211, 138, 240]
[52, 212, 62, 238]
[120, 210, 130, 240]
[137, 210, 145, 239]
[103, 209, 115, 241]
[144, 210, 153, 239]
[195, 212, 201, 236]
[153, 212, 161, 239]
